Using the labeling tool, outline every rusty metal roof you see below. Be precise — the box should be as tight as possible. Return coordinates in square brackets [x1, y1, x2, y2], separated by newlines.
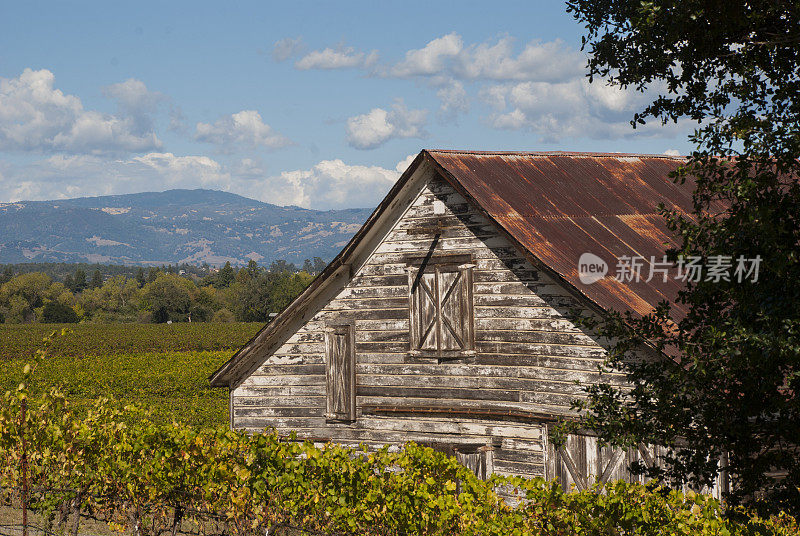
[425, 150, 705, 317]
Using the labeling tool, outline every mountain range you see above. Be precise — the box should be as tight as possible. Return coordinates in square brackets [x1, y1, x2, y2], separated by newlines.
[0, 189, 373, 266]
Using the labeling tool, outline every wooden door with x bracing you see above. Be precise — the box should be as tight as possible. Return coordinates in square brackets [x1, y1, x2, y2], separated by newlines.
[409, 261, 474, 358]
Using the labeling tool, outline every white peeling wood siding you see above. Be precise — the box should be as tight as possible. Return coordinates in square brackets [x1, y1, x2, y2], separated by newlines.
[231, 174, 624, 479]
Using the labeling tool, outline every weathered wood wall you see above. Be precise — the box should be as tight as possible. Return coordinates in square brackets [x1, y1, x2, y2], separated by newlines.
[231, 173, 626, 479]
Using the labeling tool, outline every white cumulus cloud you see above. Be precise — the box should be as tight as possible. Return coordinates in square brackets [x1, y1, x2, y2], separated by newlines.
[387, 34, 583, 83]
[295, 45, 378, 70]
[436, 80, 469, 118]
[482, 78, 684, 141]
[103, 78, 165, 134]
[257, 159, 402, 210]
[395, 153, 417, 173]
[345, 101, 427, 150]
[0, 69, 162, 154]
[381, 34, 585, 120]
[194, 110, 291, 151]
[389, 33, 463, 77]
[452, 37, 583, 83]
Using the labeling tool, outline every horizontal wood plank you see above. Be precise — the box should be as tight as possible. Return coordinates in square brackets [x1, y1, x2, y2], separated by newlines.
[356, 385, 520, 402]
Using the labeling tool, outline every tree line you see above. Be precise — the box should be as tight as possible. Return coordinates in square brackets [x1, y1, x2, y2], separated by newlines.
[0, 259, 325, 324]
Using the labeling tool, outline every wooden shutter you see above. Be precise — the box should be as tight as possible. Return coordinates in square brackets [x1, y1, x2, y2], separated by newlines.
[455, 446, 493, 480]
[412, 271, 439, 351]
[325, 324, 355, 421]
[409, 261, 474, 356]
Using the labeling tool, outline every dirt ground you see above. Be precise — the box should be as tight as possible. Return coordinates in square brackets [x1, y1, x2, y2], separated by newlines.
[0, 504, 116, 536]
[0, 506, 303, 536]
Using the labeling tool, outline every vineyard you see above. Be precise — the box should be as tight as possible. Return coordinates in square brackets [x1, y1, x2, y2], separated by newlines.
[2, 393, 797, 536]
[0, 323, 262, 427]
[0, 331, 796, 535]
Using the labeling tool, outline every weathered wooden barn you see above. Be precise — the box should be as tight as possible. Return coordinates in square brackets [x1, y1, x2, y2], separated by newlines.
[210, 150, 721, 492]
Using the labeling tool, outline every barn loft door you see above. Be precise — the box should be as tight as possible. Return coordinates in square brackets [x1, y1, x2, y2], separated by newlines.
[325, 324, 355, 422]
[409, 261, 474, 357]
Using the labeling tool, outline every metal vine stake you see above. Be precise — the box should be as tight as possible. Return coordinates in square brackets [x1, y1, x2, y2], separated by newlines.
[21, 394, 27, 536]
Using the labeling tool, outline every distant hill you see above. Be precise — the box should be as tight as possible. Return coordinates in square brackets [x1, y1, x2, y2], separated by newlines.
[0, 189, 372, 266]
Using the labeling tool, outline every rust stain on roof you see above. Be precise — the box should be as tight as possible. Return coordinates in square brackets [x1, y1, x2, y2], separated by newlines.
[426, 150, 715, 318]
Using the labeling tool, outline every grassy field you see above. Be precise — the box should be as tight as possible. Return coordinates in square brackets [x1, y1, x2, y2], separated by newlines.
[0, 323, 263, 427]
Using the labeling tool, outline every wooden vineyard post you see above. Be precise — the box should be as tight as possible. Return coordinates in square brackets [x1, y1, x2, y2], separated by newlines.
[21, 396, 28, 536]
[72, 492, 82, 536]
[170, 505, 183, 536]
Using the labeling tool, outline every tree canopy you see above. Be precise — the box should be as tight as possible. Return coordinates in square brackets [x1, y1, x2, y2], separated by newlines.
[566, 0, 800, 514]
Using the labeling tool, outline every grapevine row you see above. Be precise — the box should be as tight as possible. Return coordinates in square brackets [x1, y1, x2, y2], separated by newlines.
[0, 333, 795, 536]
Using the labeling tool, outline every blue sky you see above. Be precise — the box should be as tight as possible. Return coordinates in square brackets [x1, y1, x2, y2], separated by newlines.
[0, 1, 695, 209]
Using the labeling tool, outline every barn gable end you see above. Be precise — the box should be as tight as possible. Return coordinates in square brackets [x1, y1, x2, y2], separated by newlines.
[228, 168, 621, 480]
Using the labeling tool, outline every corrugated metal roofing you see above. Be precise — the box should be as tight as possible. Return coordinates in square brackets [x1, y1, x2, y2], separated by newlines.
[426, 150, 707, 317]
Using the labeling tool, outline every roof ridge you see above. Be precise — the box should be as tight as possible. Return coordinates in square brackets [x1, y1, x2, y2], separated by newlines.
[427, 149, 685, 159]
